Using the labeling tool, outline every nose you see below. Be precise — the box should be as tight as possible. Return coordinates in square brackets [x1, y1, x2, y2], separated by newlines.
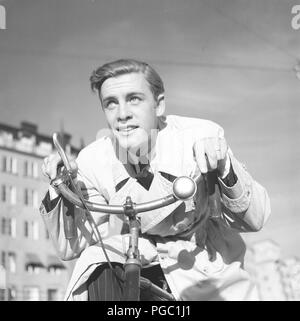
[117, 101, 132, 122]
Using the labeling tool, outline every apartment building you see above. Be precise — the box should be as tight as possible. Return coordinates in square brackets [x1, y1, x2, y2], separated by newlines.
[279, 257, 300, 300]
[0, 121, 80, 301]
[246, 239, 286, 300]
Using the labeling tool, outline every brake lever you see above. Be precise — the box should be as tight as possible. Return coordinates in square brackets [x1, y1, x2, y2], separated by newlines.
[193, 171, 221, 218]
[53, 133, 73, 173]
[52, 132, 77, 240]
[205, 170, 221, 219]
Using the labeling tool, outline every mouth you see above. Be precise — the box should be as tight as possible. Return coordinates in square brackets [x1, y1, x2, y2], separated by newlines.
[116, 125, 139, 136]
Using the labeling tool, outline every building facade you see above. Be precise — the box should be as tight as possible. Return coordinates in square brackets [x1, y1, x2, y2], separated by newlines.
[279, 257, 300, 300]
[0, 121, 79, 301]
[246, 239, 300, 301]
[246, 239, 286, 300]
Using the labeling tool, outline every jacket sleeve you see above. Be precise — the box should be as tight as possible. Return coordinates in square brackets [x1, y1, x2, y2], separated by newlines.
[217, 148, 271, 232]
[39, 153, 111, 261]
[186, 117, 271, 233]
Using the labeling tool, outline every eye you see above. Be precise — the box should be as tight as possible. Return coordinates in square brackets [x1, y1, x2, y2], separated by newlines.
[105, 100, 118, 110]
[129, 96, 142, 104]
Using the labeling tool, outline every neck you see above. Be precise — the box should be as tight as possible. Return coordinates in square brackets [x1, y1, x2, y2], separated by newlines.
[126, 141, 156, 165]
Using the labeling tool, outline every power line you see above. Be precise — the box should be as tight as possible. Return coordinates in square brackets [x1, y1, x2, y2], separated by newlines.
[0, 46, 293, 74]
[201, 0, 298, 62]
[148, 58, 292, 73]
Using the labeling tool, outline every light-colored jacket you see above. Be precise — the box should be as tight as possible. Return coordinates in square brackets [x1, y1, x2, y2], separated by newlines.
[39, 115, 271, 301]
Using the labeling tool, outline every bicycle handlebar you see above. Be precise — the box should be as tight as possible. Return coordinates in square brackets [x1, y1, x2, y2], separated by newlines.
[51, 132, 198, 216]
[55, 182, 180, 214]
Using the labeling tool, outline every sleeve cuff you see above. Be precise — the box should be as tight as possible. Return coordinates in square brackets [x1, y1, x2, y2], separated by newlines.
[218, 174, 243, 200]
[217, 154, 253, 213]
[220, 159, 237, 187]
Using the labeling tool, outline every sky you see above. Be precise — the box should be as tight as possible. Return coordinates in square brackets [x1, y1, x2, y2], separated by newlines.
[0, 0, 299, 258]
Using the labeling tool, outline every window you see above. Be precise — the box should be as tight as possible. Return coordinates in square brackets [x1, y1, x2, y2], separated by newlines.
[23, 286, 40, 301]
[12, 158, 18, 174]
[1, 218, 15, 237]
[1, 218, 12, 236]
[8, 252, 16, 273]
[24, 189, 38, 207]
[1, 157, 5, 172]
[1, 218, 6, 235]
[24, 160, 39, 179]
[32, 221, 39, 241]
[10, 186, 17, 205]
[26, 266, 40, 275]
[1, 185, 7, 202]
[0, 289, 5, 301]
[24, 189, 29, 205]
[24, 221, 40, 240]
[32, 190, 39, 209]
[24, 221, 29, 238]
[33, 162, 39, 178]
[1, 185, 17, 204]
[24, 188, 39, 208]
[1, 156, 17, 174]
[11, 218, 16, 238]
[2, 156, 10, 172]
[1, 251, 6, 268]
[36, 141, 52, 156]
[8, 286, 17, 301]
[0, 132, 13, 148]
[48, 267, 62, 276]
[23, 160, 28, 177]
[47, 289, 58, 301]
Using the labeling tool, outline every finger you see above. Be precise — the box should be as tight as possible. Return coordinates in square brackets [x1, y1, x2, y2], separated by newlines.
[42, 157, 52, 178]
[69, 159, 78, 178]
[215, 139, 222, 161]
[43, 157, 50, 171]
[48, 152, 62, 165]
[41, 163, 49, 179]
[204, 138, 218, 170]
[219, 137, 228, 160]
[48, 154, 63, 180]
[193, 141, 208, 174]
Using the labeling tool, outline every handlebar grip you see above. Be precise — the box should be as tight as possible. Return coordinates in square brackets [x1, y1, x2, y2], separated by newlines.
[207, 170, 217, 195]
[54, 166, 77, 239]
[207, 170, 221, 218]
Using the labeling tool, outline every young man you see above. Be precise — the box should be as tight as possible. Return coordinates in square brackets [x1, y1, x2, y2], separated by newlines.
[40, 59, 271, 301]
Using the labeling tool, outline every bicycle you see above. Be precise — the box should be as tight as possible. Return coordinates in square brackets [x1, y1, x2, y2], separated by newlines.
[50, 132, 220, 301]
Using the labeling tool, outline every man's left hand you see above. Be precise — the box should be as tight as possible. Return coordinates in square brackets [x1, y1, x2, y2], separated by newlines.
[193, 135, 229, 178]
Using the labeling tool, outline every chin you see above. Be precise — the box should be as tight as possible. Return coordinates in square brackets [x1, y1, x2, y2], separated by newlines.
[117, 137, 138, 150]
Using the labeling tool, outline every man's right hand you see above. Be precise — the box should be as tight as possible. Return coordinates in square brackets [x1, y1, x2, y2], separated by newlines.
[42, 152, 78, 182]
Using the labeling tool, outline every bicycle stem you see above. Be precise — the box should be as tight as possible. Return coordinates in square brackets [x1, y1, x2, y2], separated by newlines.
[123, 196, 142, 301]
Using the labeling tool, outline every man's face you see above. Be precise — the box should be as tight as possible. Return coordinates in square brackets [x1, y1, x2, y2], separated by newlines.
[100, 72, 165, 155]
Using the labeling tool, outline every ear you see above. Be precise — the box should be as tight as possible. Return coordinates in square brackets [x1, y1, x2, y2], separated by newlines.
[155, 94, 165, 117]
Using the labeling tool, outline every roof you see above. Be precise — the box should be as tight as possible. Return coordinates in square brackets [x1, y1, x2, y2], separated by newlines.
[47, 255, 66, 269]
[25, 253, 45, 268]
